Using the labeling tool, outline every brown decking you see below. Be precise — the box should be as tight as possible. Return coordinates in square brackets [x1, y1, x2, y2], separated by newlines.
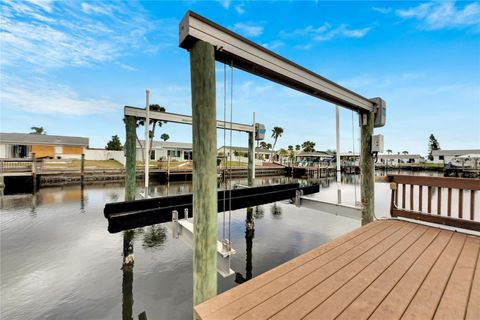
[194, 219, 480, 320]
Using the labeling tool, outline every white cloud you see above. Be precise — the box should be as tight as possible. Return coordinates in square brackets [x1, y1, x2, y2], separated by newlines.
[0, 77, 118, 116]
[0, 1, 176, 71]
[372, 6, 392, 14]
[235, 4, 245, 15]
[232, 22, 264, 37]
[396, 1, 480, 30]
[280, 22, 372, 48]
[262, 40, 284, 50]
[218, 0, 231, 9]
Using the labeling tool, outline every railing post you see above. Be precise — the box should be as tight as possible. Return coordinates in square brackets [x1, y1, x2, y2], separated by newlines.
[360, 112, 375, 225]
[190, 39, 217, 306]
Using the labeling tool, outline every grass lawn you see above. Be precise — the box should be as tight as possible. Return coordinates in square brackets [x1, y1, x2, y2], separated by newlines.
[43, 159, 124, 169]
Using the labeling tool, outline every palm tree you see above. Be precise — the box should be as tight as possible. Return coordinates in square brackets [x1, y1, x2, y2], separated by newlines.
[295, 145, 301, 151]
[271, 127, 284, 152]
[402, 151, 409, 155]
[147, 104, 166, 157]
[160, 133, 170, 141]
[30, 126, 46, 134]
[386, 149, 392, 155]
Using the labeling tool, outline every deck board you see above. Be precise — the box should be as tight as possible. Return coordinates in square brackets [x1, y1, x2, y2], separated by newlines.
[194, 219, 480, 320]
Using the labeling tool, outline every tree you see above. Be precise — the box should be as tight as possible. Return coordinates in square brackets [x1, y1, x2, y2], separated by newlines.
[402, 151, 409, 155]
[288, 145, 293, 152]
[279, 148, 288, 163]
[428, 134, 440, 161]
[160, 133, 170, 141]
[386, 149, 392, 155]
[301, 140, 316, 152]
[105, 135, 123, 150]
[295, 144, 301, 151]
[259, 141, 271, 150]
[126, 104, 166, 164]
[271, 127, 284, 151]
[147, 104, 166, 158]
[30, 126, 46, 134]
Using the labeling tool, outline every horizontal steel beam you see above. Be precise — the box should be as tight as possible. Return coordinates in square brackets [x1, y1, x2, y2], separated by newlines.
[179, 11, 375, 112]
[300, 196, 362, 220]
[125, 106, 254, 133]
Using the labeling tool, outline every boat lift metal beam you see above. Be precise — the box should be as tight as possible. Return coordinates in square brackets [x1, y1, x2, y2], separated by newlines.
[179, 11, 375, 113]
[125, 106, 254, 133]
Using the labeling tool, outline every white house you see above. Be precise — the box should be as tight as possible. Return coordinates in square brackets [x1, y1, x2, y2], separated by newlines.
[137, 140, 192, 162]
[0, 132, 89, 159]
[431, 149, 480, 164]
[217, 145, 275, 161]
[378, 154, 423, 165]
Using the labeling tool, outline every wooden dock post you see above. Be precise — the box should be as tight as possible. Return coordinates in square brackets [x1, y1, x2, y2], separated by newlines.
[360, 112, 375, 225]
[80, 153, 85, 185]
[190, 40, 217, 306]
[125, 116, 137, 201]
[31, 152, 37, 192]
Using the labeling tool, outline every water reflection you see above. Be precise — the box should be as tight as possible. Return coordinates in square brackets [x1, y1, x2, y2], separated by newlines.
[235, 208, 254, 284]
[254, 206, 264, 219]
[271, 202, 282, 217]
[122, 230, 135, 320]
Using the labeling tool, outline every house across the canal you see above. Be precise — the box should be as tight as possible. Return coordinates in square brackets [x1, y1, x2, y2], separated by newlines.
[0, 132, 89, 159]
[432, 149, 480, 164]
[137, 140, 193, 161]
[217, 145, 275, 161]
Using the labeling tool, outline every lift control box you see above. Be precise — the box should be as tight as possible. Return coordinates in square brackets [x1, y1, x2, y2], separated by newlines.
[255, 123, 266, 140]
[370, 97, 386, 128]
[372, 134, 384, 153]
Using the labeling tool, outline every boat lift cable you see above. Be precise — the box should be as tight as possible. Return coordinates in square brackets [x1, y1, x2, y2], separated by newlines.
[228, 61, 234, 245]
[222, 63, 227, 242]
[352, 110, 357, 205]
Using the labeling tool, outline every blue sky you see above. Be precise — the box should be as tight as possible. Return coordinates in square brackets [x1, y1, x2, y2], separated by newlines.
[1, 0, 479, 156]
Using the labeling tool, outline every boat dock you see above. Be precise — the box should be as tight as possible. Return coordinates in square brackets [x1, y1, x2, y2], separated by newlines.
[195, 219, 479, 320]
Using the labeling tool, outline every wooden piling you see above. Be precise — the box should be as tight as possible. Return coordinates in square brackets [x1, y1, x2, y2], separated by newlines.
[125, 116, 137, 201]
[31, 152, 37, 192]
[360, 112, 375, 225]
[80, 153, 85, 185]
[248, 132, 254, 186]
[190, 40, 217, 306]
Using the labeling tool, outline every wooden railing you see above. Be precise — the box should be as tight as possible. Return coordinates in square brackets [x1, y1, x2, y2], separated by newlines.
[0, 158, 43, 173]
[388, 175, 480, 231]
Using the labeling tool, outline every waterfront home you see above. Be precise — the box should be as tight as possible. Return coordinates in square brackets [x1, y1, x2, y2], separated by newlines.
[0, 132, 89, 159]
[217, 145, 275, 161]
[432, 149, 480, 164]
[137, 140, 192, 161]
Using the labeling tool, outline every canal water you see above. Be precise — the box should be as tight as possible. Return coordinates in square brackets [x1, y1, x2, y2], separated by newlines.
[1, 172, 441, 319]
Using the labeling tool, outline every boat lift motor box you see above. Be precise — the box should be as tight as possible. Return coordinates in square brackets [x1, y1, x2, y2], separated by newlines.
[255, 123, 266, 141]
[370, 97, 386, 128]
[372, 134, 384, 153]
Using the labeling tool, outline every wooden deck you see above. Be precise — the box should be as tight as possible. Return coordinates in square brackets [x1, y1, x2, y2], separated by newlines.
[194, 219, 480, 320]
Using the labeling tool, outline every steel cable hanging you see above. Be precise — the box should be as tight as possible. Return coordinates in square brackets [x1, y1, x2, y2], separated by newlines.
[222, 63, 227, 242]
[228, 62, 234, 245]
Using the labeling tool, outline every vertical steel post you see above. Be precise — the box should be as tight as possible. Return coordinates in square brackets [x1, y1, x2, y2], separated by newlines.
[360, 112, 375, 225]
[144, 90, 150, 195]
[190, 40, 217, 306]
[125, 116, 137, 202]
[336, 105, 341, 204]
[248, 113, 255, 186]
